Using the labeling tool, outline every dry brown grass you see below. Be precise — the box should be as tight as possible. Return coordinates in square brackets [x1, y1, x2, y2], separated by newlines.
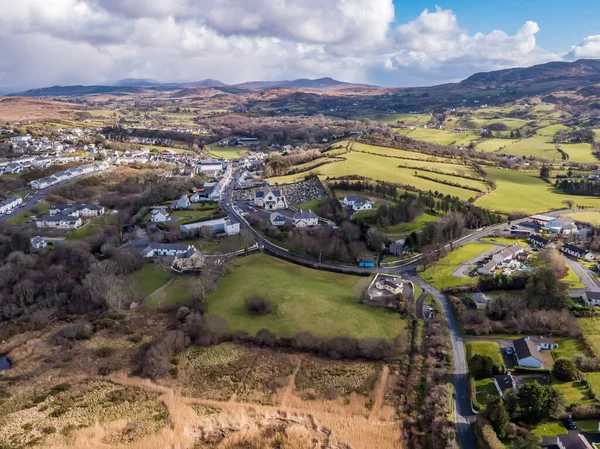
[0, 97, 79, 122]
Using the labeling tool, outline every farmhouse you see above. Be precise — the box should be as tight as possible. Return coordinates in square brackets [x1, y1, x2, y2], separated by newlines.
[293, 210, 319, 228]
[30, 236, 47, 249]
[254, 185, 287, 210]
[528, 235, 549, 248]
[171, 248, 206, 272]
[36, 214, 82, 230]
[557, 433, 593, 449]
[151, 209, 170, 223]
[269, 212, 286, 227]
[494, 372, 524, 398]
[180, 217, 240, 236]
[352, 200, 373, 212]
[0, 195, 23, 214]
[560, 243, 592, 260]
[341, 196, 361, 206]
[143, 243, 196, 258]
[583, 291, 600, 307]
[375, 277, 404, 295]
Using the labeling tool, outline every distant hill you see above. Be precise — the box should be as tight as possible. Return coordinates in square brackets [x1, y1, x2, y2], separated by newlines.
[234, 77, 373, 90]
[181, 79, 227, 88]
[113, 78, 162, 87]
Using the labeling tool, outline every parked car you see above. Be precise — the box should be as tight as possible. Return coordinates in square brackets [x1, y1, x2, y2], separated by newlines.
[505, 347, 514, 356]
[563, 417, 577, 430]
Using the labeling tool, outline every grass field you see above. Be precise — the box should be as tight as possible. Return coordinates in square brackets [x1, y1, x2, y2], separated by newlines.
[579, 318, 600, 358]
[475, 168, 600, 214]
[295, 197, 325, 212]
[66, 214, 117, 240]
[6, 201, 48, 225]
[396, 128, 480, 146]
[465, 341, 504, 367]
[561, 143, 597, 163]
[419, 242, 495, 290]
[564, 212, 600, 226]
[562, 267, 584, 289]
[537, 124, 569, 136]
[128, 263, 173, 302]
[551, 337, 589, 361]
[475, 138, 520, 152]
[584, 372, 600, 399]
[382, 211, 438, 235]
[208, 142, 246, 159]
[480, 237, 527, 246]
[499, 136, 561, 161]
[553, 380, 595, 406]
[530, 421, 567, 437]
[204, 254, 406, 340]
[473, 378, 499, 405]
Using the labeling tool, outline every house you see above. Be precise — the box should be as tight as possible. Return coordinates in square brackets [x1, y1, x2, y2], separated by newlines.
[143, 243, 195, 258]
[583, 291, 600, 307]
[352, 200, 373, 212]
[30, 236, 47, 249]
[560, 243, 590, 260]
[512, 337, 545, 368]
[473, 293, 490, 310]
[180, 217, 240, 236]
[175, 195, 190, 209]
[254, 185, 287, 210]
[49, 204, 105, 218]
[531, 337, 558, 350]
[342, 196, 361, 207]
[269, 212, 286, 227]
[36, 214, 82, 230]
[151, 209, 170, 223]
[375, 277, 404, 295]
[528, 235, 549, 248]
[0, 196, 23, 214]
[494, 372, 524, 398]
[171, 248, 205, 272]
[557, 433, 593, 449]
[546, 217, 577, 235]
[293, 210, 319, 228]
[478, 260, 497, 276]
[491, 244, 524, 264]
[358, 258, 375, 268]
[389, 239, 405, 256]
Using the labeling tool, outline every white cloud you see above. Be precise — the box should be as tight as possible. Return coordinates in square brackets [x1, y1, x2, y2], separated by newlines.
[0, 1, 583, 90]
[568, 35, 600, 59]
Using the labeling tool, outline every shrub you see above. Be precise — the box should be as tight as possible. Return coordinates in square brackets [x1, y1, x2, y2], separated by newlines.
[469, 354, 495, 380]
[552, 358, 579, 381]
[324, 387, 341, 401]
[54, 322, 93, 342]
[176, 306, 191, 322]
[244, 295, 273, 316]
[141, 330, 189, 379]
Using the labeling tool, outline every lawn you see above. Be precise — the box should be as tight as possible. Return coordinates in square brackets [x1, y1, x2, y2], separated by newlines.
[579, 318, 600, 358]
[584, 372, 600, 398]
[6, 201, 49, 226]
[564, 212, 600, 226]
[295, 197, 325, 212]
[475, 138, 520, 153]
[473, 378, 499, 403]
[475, 168, 600, 214]
[498, 136, 562, 161]
[561, 143, 597, 163]
[128, 263, 173, 302]
[551, 337, 589, 361]
[562, 267, 584, 289]
[143, 275, 191, 309]
[180, 235, 247, 255]
[66, 214, 117, 240]
[208, 142, 246, 160]
[537, 124, 569, 136]
[530, 421, 567, 438]
[480, 237, 527, 246]
[204, 254, 406, 340]
[396, 128, 480, 146]
[465, 341, 504, 367]
[419, 242, 495, 291]
[269, 150, 486, 201]
[552, 380, 595, 406]
[382, 211, 438, 235]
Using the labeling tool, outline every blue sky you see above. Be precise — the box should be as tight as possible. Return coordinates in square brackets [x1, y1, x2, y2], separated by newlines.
[394, 1, 599, 53]
[1, 0, 599, 91]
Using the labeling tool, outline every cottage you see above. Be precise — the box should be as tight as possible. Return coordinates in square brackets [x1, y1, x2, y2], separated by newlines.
[172, 248, 206, 272]
[583, 291, 600, 307]
[494, 372, 524, 398]
[50, 204, 105, 218]
[478, 260, 497, 276]
[254, 185, 287, 210]
[528, 235, 549, 248]
[352, 200, 373, 212]
[560, 243, 590, 260]
[143, 243, 195, 258]
[293, 210, 319, 228]
[151, 209, 170, 223]
[0, 195, 23, 214]
[375, 277, 404, 295]
[389, 239, 405, 256]
[269, 212, 286, 227]
[531, 337, 558, 350]
[557, 433, 593, 449]
[512, 337, 552, 368]
[30, 236, 47, 249]
[491, 244, 524, 264]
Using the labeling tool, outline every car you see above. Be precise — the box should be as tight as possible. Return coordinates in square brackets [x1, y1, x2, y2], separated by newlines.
[505, 347, 514, 356]
[510, 225, 518, 230]
[563, 417, 577, 430]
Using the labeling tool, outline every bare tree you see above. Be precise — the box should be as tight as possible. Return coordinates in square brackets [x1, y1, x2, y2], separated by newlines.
[240, 228, 255, 253]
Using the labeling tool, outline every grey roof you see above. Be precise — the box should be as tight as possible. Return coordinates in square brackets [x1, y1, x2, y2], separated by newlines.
[528, 235, 549, 245]
[557, 433, 593, 449]
[51, 203, 103, 211]
[513, 337, 542, 362]
[270, 212, 286, 222]
[531, 337, 556, 345]
[481, 260, 497, 272]
[30, 236, 46, 246]
[561, 243, 587, 255]
[0, 195, 21, 207]
[174, 248, 202, 259]
[500, 244, 523, 258]
[584, 291, 600, 301]
[293, 210, 318, 220]
[38, 214, 80, 223]
[255, 191, 265, 198]
[344, 195, 360, 202]
[494, 373, 524, 393]
[147, 243, 193, 252]
[473, 293, 489, 304]
[382, 279, 403, 289]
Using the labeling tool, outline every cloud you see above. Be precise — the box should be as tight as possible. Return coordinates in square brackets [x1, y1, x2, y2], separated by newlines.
[0, 1, 580, 90]
[568, 35, 600, 59]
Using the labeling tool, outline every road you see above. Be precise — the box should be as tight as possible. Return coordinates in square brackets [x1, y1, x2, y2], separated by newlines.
[565, 257, 600, 292]
[0, 168, 114, 224]
[220, 171, 600, 449]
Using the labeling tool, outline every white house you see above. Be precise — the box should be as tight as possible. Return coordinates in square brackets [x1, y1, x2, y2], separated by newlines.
[50, 204, 105, 218]
[0, 196, 23, 214]
[528, 235, 549, 248]
[352, 200, 373, 212]
[36, 214, 82, 230]
[151, 209, 170, 223]
[293, 210, 319, 227]
[30, 236, 47, 249]
[583, 291, 600, 307]
[375, 277, 404, 295]
[342, 196, 360, 207]
[175, 195, 190, 209]
[389, 239, 405, 256]
[511, 337, 556, 369]
[143, 243, 196, 258]
[478, 260, 497, 276]
[269, 212, 286, 227]
[560, 243, 593, 260]
[254, 185, 287, 210]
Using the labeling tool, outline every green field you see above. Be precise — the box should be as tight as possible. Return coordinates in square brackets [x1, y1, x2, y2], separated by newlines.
[475, 138, 520, 152]
[579, 318, 600, 359]
[480, 237, 527, 246]
[396, 128, 480, 146]
[208, 142, 247, 159]
[465, 341, 504, 367]
[551, 337, 589, 361]
[562, 267, 584, 289]
[66, 214, 117, 240]
[473, 378, 499, 404]
[553, 380, 595, 406]
[564, 212, 600, 226]
[499, 136, 561, 161]
[561, 143, 597, 163]
[128, 264, 173, 302]
[295, 197, 325, 212]
[6, 201, 49, 226]
[475, 168, 600, 214]
[530, 421, 567, 438]
[204, 254, 406, 340]
[419, 242, 495, 290]
[382, 211, 438, 235]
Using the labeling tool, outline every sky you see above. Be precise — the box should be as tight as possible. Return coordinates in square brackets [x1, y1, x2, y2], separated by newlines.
[0, 0, 599, 92]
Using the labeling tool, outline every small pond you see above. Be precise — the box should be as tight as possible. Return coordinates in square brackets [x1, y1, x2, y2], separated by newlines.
[0, 356, 10, 372]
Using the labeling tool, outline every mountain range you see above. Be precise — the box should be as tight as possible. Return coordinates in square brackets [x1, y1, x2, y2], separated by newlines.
[5, 59, 600, 99]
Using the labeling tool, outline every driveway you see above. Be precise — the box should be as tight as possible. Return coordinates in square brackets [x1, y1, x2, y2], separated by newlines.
[565, 258, 600, 292]
[451, 244, 502, 279]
